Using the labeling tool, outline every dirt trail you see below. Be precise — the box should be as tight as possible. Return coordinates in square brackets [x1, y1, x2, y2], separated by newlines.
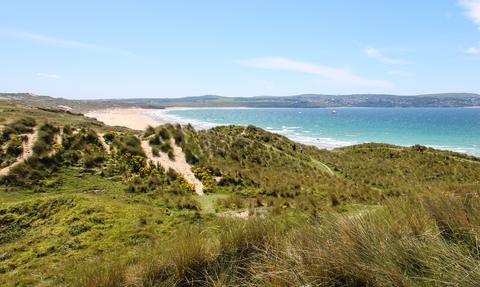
[141, 139, 204, 195]
[0, 128, 38, 176]
[97, 133, 110, 153]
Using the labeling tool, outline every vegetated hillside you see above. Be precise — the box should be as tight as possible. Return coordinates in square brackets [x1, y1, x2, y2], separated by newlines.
[105, 93, 480, 108]
[0, 93, 149, 113]
[1, 100, 480, 286]
[5, 92, 480, 111]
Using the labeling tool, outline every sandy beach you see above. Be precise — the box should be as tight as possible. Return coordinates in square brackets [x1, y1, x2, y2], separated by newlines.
[85, 108, 162, 130]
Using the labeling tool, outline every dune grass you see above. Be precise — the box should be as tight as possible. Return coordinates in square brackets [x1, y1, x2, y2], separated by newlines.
[1, 100, 480, 286]
[56, 191, 480, 287]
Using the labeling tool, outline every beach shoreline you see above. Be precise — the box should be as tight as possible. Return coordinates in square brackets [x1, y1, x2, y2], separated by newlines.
[85, 107, 246, 131]
[85, 108, 163, 130]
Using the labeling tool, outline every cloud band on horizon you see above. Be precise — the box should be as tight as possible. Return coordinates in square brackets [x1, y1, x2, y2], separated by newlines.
[239, 57, 393, 87]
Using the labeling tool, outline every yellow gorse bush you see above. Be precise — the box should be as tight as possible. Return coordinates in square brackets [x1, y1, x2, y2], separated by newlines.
[178, 175, 195, 192]
[103, 131, 117, 142]
[194, 167, 215, 193]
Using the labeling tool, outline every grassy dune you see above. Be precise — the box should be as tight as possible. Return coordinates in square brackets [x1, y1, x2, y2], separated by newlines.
[1, 100, 480, 286]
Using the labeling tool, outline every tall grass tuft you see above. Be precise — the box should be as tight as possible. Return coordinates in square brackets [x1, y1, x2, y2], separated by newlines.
[65, 257, 126, 287]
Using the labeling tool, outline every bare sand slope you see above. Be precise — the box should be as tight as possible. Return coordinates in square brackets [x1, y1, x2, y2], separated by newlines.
[141, 139, 204, 195]
[0, 128, 38, 176]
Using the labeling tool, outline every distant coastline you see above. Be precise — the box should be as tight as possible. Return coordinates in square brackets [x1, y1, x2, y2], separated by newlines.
[2, 93, 480, 113]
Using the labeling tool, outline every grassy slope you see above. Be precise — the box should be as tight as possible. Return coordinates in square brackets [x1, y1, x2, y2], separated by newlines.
[1, 100, 480, 286]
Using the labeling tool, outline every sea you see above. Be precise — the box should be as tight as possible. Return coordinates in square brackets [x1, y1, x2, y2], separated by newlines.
[144, 108, 480, 157]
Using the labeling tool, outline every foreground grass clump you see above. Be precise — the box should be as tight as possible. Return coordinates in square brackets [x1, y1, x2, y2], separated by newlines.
[0, 194, 212, 286]
[63, 191, 480, 287]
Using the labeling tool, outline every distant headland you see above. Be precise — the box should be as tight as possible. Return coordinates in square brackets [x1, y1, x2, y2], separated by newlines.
[1, 92, 480, 112]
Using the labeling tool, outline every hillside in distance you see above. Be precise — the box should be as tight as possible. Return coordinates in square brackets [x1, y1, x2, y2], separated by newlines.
[1, 92, 480, 112]
[105, 92, 480, 108]
[1, 99, 480, 286]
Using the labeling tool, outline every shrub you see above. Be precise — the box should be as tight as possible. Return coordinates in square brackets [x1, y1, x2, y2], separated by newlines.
[127, 177, 149, 193]
[39, 122, 58, 133]
[83, 154, 95, 168]
[37, 123, 58, 145]
[63, 125, 73, 135]
[1, 158, 45, 185]
[103, 131, 117, 142]
[85, 129, 99, 145]
[113, 135, 145, 157]
[32, 139, 51, 156]
[158, 127, 171, 140]
[184, 148, 199, 165]
[5, 137, 24, 157]
[160, 141, 172, 153]
[176, 197, 201, 210]
[172, 129, 184, 145]
[5, 117, 36, 135]
[149, 134, 161, 145]
[1, 126, 16, 141]
[62, 150, 81, 165]
[218, 196, 244, 210]
[166, 168, 178, 180]
[143, 125, 156, 138]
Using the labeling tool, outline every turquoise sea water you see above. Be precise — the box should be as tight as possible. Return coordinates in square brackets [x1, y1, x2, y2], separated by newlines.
[145, 108, 480, 157]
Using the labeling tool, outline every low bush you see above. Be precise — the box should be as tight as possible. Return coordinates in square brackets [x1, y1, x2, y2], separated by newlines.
[31, 139, 51, 156]
[184, 148, 199, 164]
[1, 126, 16, 141]
[113, 135, 145, 157]
[103, 130, 117, 142]
[143, 125, 156, 138]
[5, 137, 24, 157]
[149, 134, 161, 145]
[85, 129, 99, 145]
[63, 125, 73, 135]
[172, 129, 184, 145]
[158, 127, 171, 140]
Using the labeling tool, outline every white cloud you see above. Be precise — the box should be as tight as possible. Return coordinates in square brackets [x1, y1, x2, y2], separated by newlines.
[0, 26, 136, 56]
[465, 46, 480, 53]
[363, 47, 406, 64]
[240, 57, 392, 87]
[388, 70, 413, 76]
[37, 73, 60, 78]
[459, 0, 480, 28]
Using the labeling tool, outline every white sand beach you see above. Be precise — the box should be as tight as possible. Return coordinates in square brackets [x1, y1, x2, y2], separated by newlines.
[85, 108, 162, 130]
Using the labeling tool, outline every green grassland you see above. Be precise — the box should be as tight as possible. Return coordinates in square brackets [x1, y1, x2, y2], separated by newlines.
[1, 99, 480, 286]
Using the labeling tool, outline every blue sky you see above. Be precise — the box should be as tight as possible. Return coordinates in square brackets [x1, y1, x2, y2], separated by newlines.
[1, 1, 480, 99]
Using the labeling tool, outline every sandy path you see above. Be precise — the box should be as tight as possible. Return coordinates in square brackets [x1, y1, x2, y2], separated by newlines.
[97, 133, 111, 153]
[0, 128, 38, 176]
[141, 139, 204, 195]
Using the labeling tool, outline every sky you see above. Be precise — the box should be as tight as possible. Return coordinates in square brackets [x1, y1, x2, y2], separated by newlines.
[1, 1, 480, 99]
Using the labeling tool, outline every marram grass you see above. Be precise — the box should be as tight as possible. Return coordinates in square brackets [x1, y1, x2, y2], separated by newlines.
[1, 100, 480, 286]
